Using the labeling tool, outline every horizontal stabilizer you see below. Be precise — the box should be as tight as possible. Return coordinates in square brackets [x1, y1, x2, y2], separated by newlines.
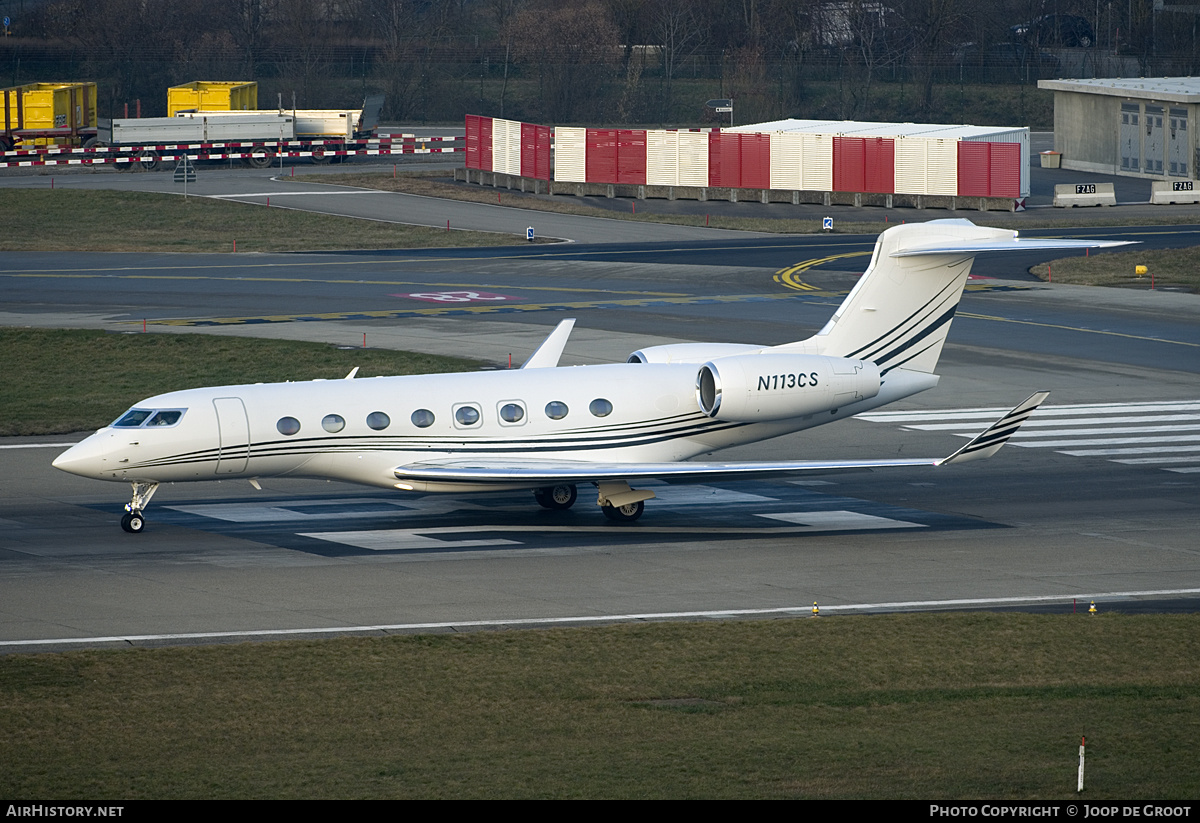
[938, 391, 1051, 465]
[891, 237, 1134, 258]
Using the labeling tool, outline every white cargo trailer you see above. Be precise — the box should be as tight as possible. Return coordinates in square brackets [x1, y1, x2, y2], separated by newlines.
[181, 108, 364, 139]
[104, 111, 296, 144]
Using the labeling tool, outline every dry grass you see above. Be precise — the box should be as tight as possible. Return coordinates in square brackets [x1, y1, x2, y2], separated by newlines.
[1, 613, 1197, 798]
[1031, 245, 1200, 293]
[298, 170, 894, 235]
[0, 189, 526, 252]
[302, 170, 1200, 236]
[0, 329, 480, 435]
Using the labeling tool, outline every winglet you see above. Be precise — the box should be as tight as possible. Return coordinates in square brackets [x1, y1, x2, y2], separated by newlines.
[938, 391, 1050, 465]
[521, 319, 576, 369]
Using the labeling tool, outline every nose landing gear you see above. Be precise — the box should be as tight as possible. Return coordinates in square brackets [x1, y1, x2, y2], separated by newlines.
[121, 482, 159, 533]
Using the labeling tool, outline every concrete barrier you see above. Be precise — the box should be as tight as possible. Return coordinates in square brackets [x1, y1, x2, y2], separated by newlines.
[1053, 182, 1116, 207]
[1150, 180, 1200, 205]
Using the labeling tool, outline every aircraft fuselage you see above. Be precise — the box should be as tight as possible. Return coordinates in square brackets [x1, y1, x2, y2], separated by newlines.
[53, 360, 921, 493]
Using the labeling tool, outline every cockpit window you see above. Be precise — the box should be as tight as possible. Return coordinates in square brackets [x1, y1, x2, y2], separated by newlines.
[114, 409, 153, 427]
[114, 408, 186, 428]
[146, 410, 183, 427]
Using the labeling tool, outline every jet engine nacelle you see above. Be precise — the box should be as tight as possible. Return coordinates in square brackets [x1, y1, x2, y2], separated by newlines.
[628, 343, 763, 365]
[696, 353, 881, 422]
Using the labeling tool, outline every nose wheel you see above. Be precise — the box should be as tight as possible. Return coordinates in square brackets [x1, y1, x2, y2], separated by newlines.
[120, 481, 159, 534]
[121, 511, 146, 533]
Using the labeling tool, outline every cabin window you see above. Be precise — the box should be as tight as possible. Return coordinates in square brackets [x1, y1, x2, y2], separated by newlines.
[145, 410, 184, 427]
[589, 398, 613, 417]
[366, 411, 391, 431]
[545, 401, 569, 420]
[411, 409, 435, 428]
[277, 416, 301, 436]
[114, 409, 153, 428]
[321, 414, 345, 433]
[499, 402, 525, 424]
[454, 405, 481, 427]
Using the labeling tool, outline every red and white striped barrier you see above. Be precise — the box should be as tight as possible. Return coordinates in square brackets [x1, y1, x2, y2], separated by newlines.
[1, 135, 463, 168]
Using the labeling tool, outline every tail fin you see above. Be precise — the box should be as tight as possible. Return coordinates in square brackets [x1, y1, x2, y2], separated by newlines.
[777, 219, 1132, 375]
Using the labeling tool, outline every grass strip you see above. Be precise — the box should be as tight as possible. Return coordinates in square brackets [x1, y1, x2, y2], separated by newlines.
[0, 189, 525, 253]
[1, 613, 1197, 799]
[298, 170, 893, 234]
[0, 329, 480, 435]
[1032, 245, 1200, 292]
[302, 170, 1200, 234]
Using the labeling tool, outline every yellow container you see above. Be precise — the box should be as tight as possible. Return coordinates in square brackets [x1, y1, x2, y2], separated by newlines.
[168, 81, 258, 116]
[1, 82, 97, 130]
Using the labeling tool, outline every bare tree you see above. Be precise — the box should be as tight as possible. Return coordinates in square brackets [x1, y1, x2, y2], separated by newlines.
[272, 0, 336, 106]
[895, 0, 966, 114]
[652, 0, 706, 113]
[510, 0, 619, 122]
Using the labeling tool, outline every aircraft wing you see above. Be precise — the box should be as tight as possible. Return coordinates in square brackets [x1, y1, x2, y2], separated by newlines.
[393, 393, 1050, 486]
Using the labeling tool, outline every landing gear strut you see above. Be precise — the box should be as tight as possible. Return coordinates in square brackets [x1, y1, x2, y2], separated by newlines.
[534, 484, 577, 510]
[121, 481, 159, 534]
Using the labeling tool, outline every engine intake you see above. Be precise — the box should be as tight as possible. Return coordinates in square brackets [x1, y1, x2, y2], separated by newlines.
[696, 354, 881, 422]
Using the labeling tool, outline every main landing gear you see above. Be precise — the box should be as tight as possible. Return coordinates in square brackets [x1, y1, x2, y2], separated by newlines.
[601, 500, 645, 522]
[531, 482, 649, 521]
[534, 484, 578, 510]
[120, 481, 159, 534]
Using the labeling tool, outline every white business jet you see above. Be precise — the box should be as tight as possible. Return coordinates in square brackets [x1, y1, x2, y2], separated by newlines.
[53, 220, 1128, 533]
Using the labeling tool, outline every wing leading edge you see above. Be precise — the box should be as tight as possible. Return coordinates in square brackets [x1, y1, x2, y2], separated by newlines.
[393, 393, 1050, 486]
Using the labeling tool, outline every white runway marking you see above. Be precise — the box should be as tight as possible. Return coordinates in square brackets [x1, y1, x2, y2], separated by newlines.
[643, 485, 777, 505]
[168, 486, 772, 524]
[756, 511, 924, 530]
[301, 528, 520, 551]
[911, 414, 1200, 431]
[0, 443, 79, 449]
[167, 497, 495, 522]
[300, 513, 925, 555]
[210, 191, 391, 198]
[860, 401, 1200, 423]
[860, 400, 1200, 474]
[6, 588, 1199, 648]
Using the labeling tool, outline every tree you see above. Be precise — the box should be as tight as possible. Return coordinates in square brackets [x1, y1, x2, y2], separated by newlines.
[652, 0, 706, 114]
[510, 0, 619, 122]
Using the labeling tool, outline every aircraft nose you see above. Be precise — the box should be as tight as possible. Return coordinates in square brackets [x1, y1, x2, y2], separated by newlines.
[52, 434, 110, 478]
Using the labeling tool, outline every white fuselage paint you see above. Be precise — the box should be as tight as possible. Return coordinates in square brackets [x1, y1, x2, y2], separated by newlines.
[54, 362, 934, 493]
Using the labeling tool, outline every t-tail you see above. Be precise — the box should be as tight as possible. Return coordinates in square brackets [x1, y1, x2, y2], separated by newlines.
[774, 219, 1132, 376]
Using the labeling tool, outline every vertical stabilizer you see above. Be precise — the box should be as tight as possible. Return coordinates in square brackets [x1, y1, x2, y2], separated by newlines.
[799, 220, 1011, 374]
[775, 220, 1132, 376]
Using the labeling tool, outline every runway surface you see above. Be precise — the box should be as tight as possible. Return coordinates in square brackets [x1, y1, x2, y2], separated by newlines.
[2, 171, 1199, 651]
